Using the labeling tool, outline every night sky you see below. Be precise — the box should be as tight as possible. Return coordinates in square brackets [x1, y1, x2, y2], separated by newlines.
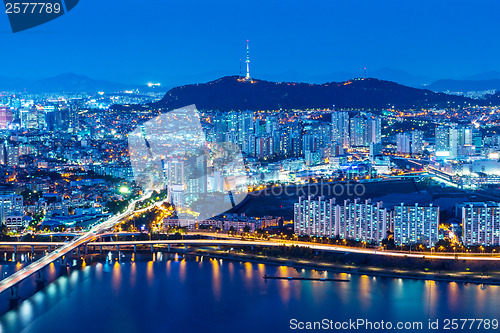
[1, 0, 499, 85]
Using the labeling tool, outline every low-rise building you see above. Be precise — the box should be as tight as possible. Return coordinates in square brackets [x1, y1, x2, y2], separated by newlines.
[5, 214, 25, 229]
[163, 214, 282, 233]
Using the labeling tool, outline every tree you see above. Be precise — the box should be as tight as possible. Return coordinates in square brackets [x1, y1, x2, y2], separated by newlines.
[53, 224, 66, 232]
[106, 200, 128, 214]
[382, 237, 396, 250]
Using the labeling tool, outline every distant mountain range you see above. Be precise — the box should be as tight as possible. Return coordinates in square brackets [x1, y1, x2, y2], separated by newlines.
[0, 73, 167, 93]
[148, 76, 475, 111]
[427, 79, 500, 93]
[29, 73, 132, 93]
[3, 69, 500, 94]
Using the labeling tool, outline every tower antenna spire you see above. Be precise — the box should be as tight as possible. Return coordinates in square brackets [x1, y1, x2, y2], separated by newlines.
[246, 40, 251, 79]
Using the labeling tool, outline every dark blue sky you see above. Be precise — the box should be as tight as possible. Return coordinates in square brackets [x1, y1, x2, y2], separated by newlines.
[2, 0, 500, 85]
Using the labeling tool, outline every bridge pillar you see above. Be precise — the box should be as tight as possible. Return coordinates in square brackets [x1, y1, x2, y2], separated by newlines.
[100, 246, 102, 254]
[218, 245, 221, 250]
[35, 269, 46, 284]
[117, 245, 120, 252]
[59, 256, 69, 276]
[167, 244, 170, 252]
[150, 244, 154, 252]
[85, 245, 88, 255]
[14, 245, 16, 254]
[185, 244, 187, 251]
[8, 285, 19, 308]
[77, 247, 81, 257]
[48, 245, 51, 252]
[133, 245, 136, 253]
[31, 245, 34, 255]
[8, 285, 19, 300]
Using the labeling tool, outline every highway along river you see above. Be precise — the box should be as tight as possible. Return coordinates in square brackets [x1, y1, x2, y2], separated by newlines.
[0, 252, 498, 333]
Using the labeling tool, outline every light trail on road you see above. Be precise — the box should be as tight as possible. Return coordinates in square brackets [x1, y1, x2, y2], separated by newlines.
[0, 191, 153, 295]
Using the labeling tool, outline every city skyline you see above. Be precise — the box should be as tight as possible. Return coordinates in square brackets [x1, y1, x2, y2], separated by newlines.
[2, 2, 500, 331]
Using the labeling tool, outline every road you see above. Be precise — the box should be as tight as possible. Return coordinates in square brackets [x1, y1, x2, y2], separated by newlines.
[0, 192, 152, 295]
[1, 228, 500, 296]
[0, 236, 499, 262]
[72, 238, 500, 262]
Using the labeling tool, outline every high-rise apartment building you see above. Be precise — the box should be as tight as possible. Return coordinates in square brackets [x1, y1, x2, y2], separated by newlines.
[337, 198, 388, 243]
[294, 196, 388, 244]
[394, 203, 439, 247]
[294, 196, 336, 238]
[350, 116, 366, 147]
[435, 126, 450, 159]
[0, 107, 13, 130]
[435, 125, 474, 159]
[411, 130, 424, 155]
[331, 111, 350, 148]
[396, 133, 411, 155]
[460, 202, 500, 246]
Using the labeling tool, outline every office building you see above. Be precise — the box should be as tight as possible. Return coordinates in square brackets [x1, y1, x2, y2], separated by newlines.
[0, 195, 24, 226]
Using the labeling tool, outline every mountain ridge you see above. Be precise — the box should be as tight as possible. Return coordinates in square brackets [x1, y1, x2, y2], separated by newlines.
[148, 76, 476, 111]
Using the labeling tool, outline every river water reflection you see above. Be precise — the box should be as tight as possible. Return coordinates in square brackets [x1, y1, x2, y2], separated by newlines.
[0, 252, 497, 333]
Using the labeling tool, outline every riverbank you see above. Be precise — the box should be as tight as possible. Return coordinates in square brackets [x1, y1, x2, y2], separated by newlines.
[191, 248, 500, 286]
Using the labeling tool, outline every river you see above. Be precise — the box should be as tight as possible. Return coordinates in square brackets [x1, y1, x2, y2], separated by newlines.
[0, 252, 497, 333]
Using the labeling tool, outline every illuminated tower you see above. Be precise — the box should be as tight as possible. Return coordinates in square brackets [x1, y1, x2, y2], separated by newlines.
[246, 40, 251, 79]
